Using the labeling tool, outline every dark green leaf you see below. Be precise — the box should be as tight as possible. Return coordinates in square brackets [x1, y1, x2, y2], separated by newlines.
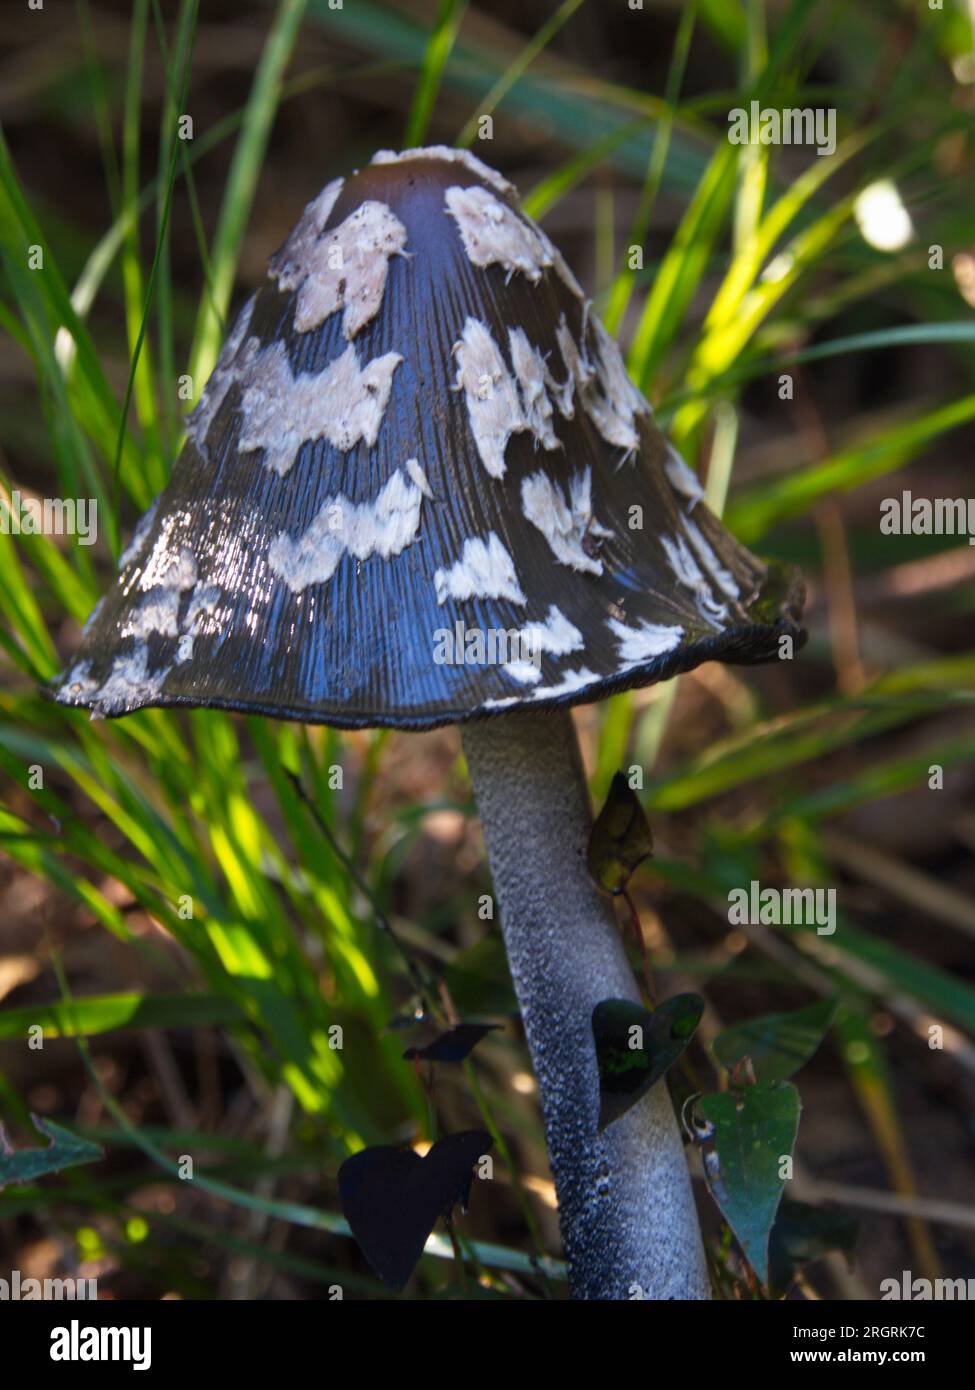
[696, 1080, 801, 1285]
[713, 998, 838, 1082]
[442, 936, 517, 1018]
[768, 1199, 858, 1296]
[0, 991, 244, 1040]
[403, 1022, 502, 1063]
[0, 1116, 103, 1190]
[587, 772, 653, 895]
[592, 994, 704, 1131]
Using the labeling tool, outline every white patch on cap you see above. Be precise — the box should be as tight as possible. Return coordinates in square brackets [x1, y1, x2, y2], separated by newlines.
[121, 543, 201, 639]
[121, 589, 181, 639]
[170, 583, 224, 664]
[371, 146, 515, 196]
[186, 294, 257, 451]
[556, 313, 647, 456]
[508, 328, 561, 450]
[526, 604, 584, 656]
[501, 605, 584, 685]
[239, 342, 403, 476]
[681, 516, 740, 601]
[270, 200, 408, 339]
[554, 315, 593, 415]
[664, 444, 705, 507]
[531, 666, 598, 700]
[660, 533, 727, 626]
[119, 495, 161, 572]
[445, 184, 559, 285]
[452, 318, 526, 478]
[92, 641, 169, 717]
[405, 458, 434, 498]
[536, 227, 585, 300]
[585, 319, 646, 455]
[609, 617, 684, 664]
[481, 693, 523, 711]
[80, 597, 105, 638]
[139, 544, 197, 595]
[267, 178, 344, 284]
[184, 584, 223, 635]
[268, 466, 424, 593]
[434, 533, 526, 606]
[61, 659, 100, 700]
[502, 659, 544, 686]
[521, 467, 612, 576]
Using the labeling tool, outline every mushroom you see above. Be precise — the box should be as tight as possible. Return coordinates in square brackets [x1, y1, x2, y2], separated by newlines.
[51, 145, 804, 1299]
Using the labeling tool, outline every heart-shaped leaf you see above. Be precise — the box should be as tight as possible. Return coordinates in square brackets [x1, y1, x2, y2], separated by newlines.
[713, 998, 837, 1082]
[592, 994, 704, 1131]
[768, 1199, 858, 1296]
[338, 1130, 492, 1290]
[587, 772, 653, 895]
[403, 1022, 502, 1063]
[0, 1116, 103, 1191]
[696, 1080, 801, 1286]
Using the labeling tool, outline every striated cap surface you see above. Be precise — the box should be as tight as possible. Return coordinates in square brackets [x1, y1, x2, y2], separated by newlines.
[52, 145, 804, 729]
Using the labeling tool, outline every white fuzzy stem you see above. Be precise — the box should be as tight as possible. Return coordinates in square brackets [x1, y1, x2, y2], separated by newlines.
[461, 708, 710, 1300]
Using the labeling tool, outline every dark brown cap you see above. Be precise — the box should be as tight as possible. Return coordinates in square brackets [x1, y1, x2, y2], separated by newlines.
[52, 145, 804, 729]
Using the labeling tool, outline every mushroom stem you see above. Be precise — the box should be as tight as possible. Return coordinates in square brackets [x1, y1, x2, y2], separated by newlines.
[461, 707, 710, 1300]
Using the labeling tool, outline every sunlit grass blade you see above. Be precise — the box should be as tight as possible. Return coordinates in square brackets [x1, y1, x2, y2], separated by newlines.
[119, 0, 162, 467]
[658, 320, 975, 415]
[404, 0, 468, 147]
[727, 392, 975, 542]
[627, 141, 737, 392]
[0, 992, 243, 1041]
[602, 0, 698, 334]
[836, 1004, 942, 1281]
[523, 119, 646, 223]
[188, 0, 308, 388]
[455, 0, 589, 148]
[647, 655, 975, 810]
[0, 133, 140, 515]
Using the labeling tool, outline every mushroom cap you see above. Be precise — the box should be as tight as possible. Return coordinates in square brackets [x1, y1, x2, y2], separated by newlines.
[52, 146, 804, 730]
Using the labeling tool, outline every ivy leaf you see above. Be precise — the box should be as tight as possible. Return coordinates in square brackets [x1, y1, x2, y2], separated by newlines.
[768, 1199, 858, 1296]
[0, 1115, 103, 1191]
[339, 1130, 492, 1290]
[587, 772, 653, 895]
[713, 998, 837, 1082]
[592, 994, 704, 1131]
[696, 1080, 801, 1286]
[403, 1022, 502, 1063]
